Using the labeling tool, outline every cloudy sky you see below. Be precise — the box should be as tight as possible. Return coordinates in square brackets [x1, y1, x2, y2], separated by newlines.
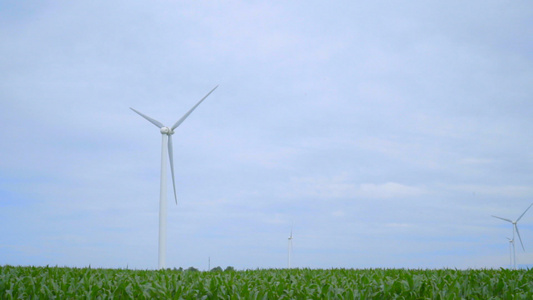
[1, 1, 533, 270]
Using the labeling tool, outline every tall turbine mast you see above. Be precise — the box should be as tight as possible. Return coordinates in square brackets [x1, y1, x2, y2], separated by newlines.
[507, 237, 514, 269]
[288, 224, 293, 268]
[131, 85, 218, 269]
[492, 203, 533, 269]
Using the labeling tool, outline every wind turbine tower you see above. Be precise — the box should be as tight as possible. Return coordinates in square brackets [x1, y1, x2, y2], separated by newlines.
[507, 237, 514, 269]
[288, 225, 293, 268]
[492, 203, 533, 269]
[131, 86, 218, 269]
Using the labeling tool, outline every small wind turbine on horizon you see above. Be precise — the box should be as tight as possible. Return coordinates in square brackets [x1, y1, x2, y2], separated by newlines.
[131, 85, 218, 269]
[287, 224, 293, 269]
[507, 237, 514, 269]
[492, 203, 533, 270]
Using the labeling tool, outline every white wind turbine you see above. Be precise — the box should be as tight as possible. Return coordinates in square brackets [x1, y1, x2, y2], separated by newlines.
[131, 85, 218, 269]
[287, 225, 293, 269]
[507, 237, 514, 269]
[492, 203, 533, 270]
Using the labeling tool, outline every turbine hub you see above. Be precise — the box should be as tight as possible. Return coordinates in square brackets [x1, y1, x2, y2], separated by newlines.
[160, 127, 174, 135]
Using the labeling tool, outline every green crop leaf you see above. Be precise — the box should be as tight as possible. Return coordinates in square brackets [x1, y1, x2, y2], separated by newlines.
[3, 266, 533, 299]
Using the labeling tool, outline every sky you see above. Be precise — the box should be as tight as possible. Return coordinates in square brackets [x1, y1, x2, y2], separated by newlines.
[1, 1, 533, 270]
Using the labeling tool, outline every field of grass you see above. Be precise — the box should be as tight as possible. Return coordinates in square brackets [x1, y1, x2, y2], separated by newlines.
[1, 265, 533, 299]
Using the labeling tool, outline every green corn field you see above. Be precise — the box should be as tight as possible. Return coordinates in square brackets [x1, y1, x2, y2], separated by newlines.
[1, 265, 533, 299]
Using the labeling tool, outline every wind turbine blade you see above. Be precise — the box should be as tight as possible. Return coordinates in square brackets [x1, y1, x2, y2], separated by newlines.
[515, 224, 525, 251]
[168, 135, 177, 204]
[171, 85, 218, 130]
[492, 215, 513, 223]
[130, 108, 164, 128]
[516, 203, 533, 222]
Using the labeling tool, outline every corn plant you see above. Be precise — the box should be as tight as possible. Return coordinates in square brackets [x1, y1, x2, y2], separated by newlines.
[1, 265, 532, 299]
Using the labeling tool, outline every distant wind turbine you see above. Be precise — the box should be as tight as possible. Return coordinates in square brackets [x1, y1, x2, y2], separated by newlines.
[288, 224, 293, 268]
[131, 85, 218, 269]
[492, 203, 533, 269]
[507, 237, 514, 269]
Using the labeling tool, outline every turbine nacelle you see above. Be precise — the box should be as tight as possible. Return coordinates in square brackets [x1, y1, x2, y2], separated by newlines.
[160, 127, 174, 135]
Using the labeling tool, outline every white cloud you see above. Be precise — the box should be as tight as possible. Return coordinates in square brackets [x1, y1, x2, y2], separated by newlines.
[459, 158, 495, 165]
[452, 185, 533, 198]
[358, 182, 427, 199]
[234, 146, 300, 169]
[287, 174, 427, 200]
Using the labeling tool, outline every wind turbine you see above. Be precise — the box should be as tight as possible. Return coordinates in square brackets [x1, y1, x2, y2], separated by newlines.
[287, 225, 293, 268]
[507, 237, 514, 269]
[492, 203, 533, 269]
[131, 85, 218, 269]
